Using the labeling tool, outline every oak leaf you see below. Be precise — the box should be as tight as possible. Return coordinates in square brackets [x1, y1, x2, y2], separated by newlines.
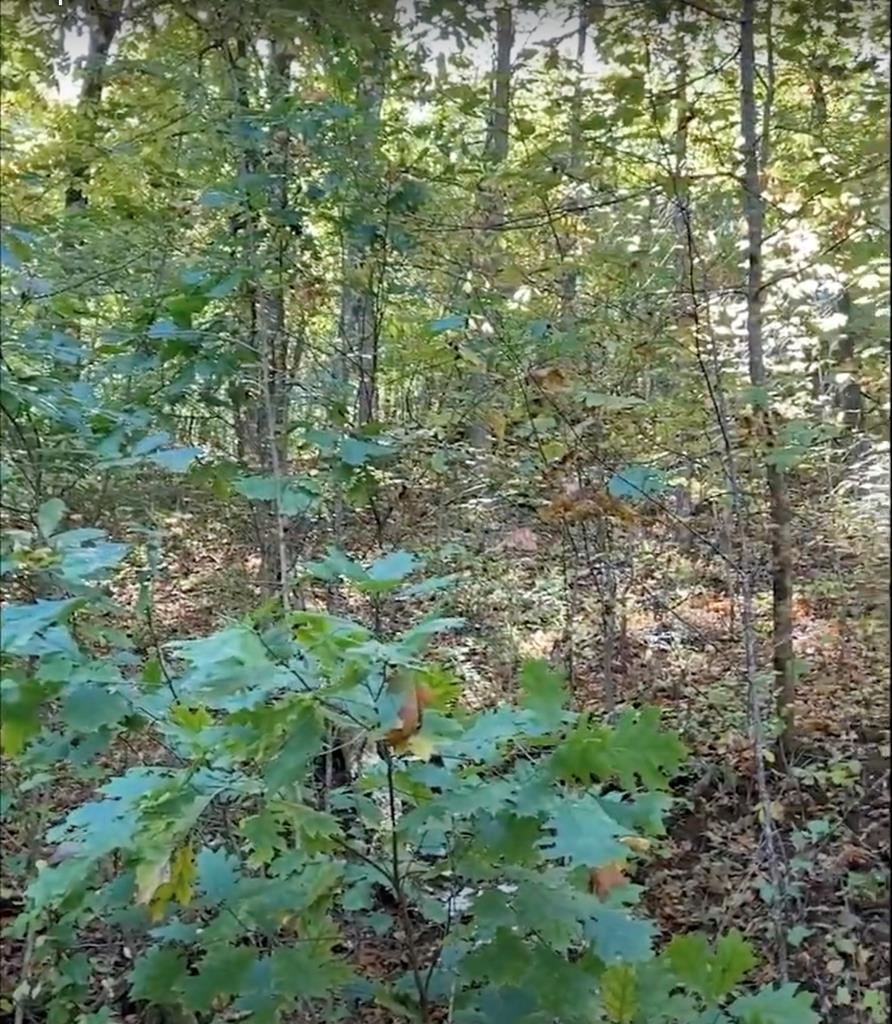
[385, 682, 433, 750]
[589, 861, 627, 899]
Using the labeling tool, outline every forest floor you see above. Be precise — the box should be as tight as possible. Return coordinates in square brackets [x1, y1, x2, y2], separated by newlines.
[1, 467, 889, 1024]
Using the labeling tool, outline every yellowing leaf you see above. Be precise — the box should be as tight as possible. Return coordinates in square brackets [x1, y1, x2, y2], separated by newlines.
[487, 410, 507, 441]
[142, 843, 196, 922]
[404, 732, 436, 760]
[602, 962, 637, 1023]
[169, 842, 196, 905]
[619, 836, 651, 854]
[170, 704, 212, 732]
[136, 852, 171, 906]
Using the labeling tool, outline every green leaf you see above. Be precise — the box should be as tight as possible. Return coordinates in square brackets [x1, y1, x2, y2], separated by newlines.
[58, 540, 130, 581]
[62, 683, 129, 733]
[540, 794, 627, 868]
[464, 927, 532, 985]
[340, 436, 391, 467]
[729, 984, 819, 1024]
[196, 847, 241, 907]
[519, 658, 568, 727]
[37, 497, 66, 539]
[552, 709, 686, 792]
[231, 956, 278, 1020]
[170, 625, 269, 671]
[666, 932, 712, 995]
[200, 189, 237, 208]
[597, 791, 672, 836]
[397, 574, 458, 600]
[149, 447, 202, 473]
[862, 990, 888, 1023]
[445, 705, 536, 764]
[280, 481, 318, 516]
[147, 318, 179, 339]
[395, 615, 464, 656]
[0, 599, 81, 655]
[181, 945, 257, 1013]
[208, 272, 244, 298]
[584, 906, 654, 963]
[362, 550, 421, 590]
[132, 432, 171, 456]
[264, 705, 324, 794]
[429, 314, 465, 333]
[475, 986, 538, 1023]
[241, 811, 286, 865]
[601, 963, 637, 1023]
[270, 946, 355, 1000]
[711, 931, 758, 999]
[786, 925, 811, 948]
[667, 930, 756, 1002]
[764, 446, 805, 470]
[1, 243, 22, 268]
[234, 475, 279, 500]
[130, 947, 187, 1005]
[608, 464, 668, 503]
[305, 547, 369, 584]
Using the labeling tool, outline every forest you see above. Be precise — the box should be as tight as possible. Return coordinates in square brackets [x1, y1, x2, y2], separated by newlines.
[0, 0, 889, 1022]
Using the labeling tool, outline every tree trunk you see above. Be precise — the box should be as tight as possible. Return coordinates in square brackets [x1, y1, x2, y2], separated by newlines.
[672, 21, 690, 312]
[486, 5, 512, 166]
[466, 4, 514, 449]
[740, 0, 796, 749]
[339, 0, 397, 429]
[227, 34, 295, 604]
[559, 1, 600, 328]
[832, 288, 864, 430]
[65, 1, 122, 213]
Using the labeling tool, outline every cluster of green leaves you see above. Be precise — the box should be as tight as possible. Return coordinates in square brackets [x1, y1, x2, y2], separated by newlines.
[1, 524, 819, 1024]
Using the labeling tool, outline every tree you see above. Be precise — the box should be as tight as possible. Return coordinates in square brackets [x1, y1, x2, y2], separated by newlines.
[739, 0, 796, 750]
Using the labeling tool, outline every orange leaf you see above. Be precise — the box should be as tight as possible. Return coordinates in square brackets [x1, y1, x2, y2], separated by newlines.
[589, 861, 627, 899]
[385, 682, 432, 749]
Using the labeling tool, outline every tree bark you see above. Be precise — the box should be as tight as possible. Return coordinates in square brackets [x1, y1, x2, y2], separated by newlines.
[339, 0, 397, 429]
[466, 3, 514, 449]
[65, 1, 122, 213]
[832, 288, 864, 430]
[486, 5, 513, 166]
[740, 0, 795, 749]
[559, 0, 600, 328]
[226, 33, 296, 603]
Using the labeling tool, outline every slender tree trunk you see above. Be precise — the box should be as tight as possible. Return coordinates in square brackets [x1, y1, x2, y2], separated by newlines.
[740, 0, 796, 749]
[339, 0, 397, 429]
[559, 0, 598, 328]
[466, 4, 514, 448]
[672, 25, 690, 311]
[487, 5, 512, 166]
[256, 45, 292, 607]
[833, 288, 864, 430]
[226, 34, 295, 603]
[65, 1, 122, 214]
[58, 1, 122, 351]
